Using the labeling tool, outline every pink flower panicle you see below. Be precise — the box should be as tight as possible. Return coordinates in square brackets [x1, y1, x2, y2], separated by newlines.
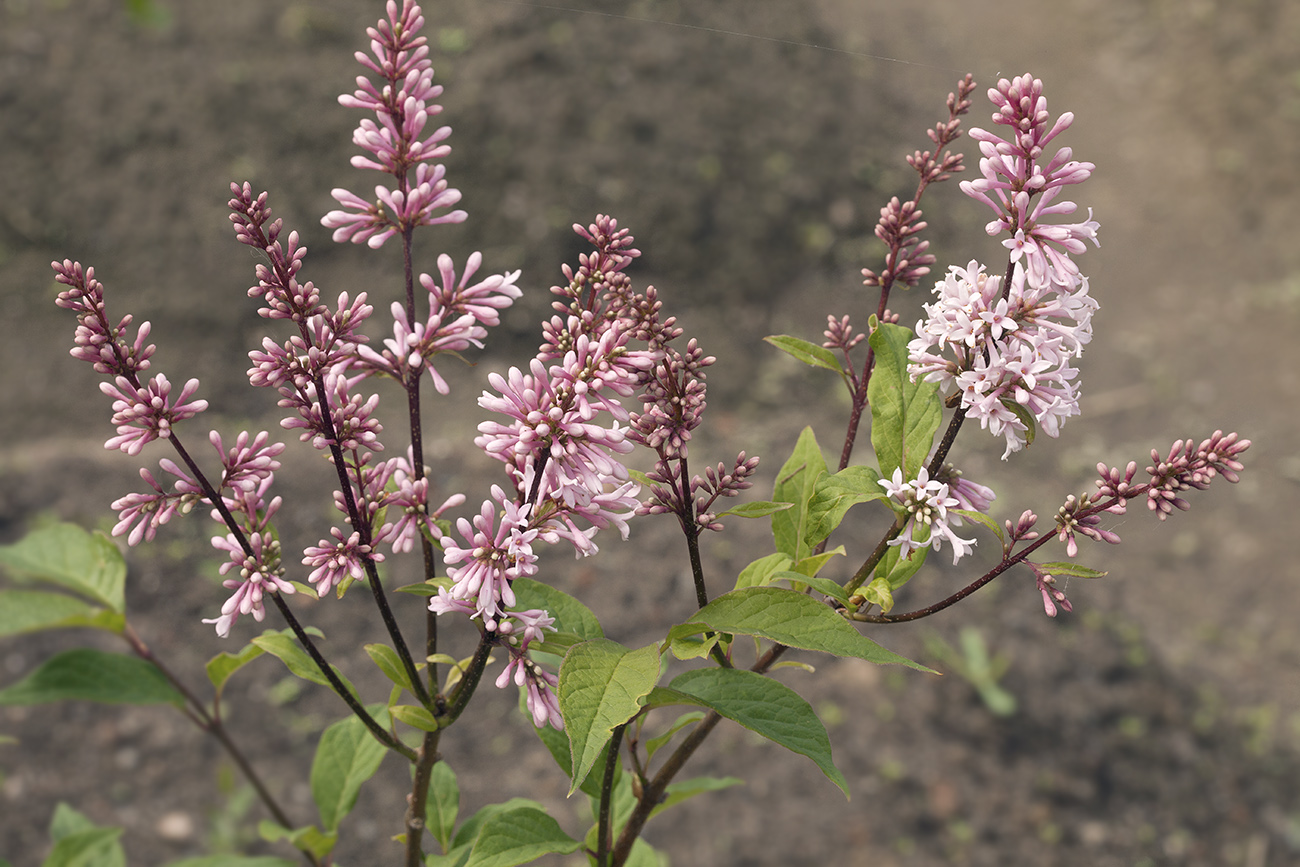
[354, 254, 522, 395]
[303, 527, 382, 598]
[321, 0, 466, 247]
[959, 74, 1100, 290]
[878, 466, 977, 565]
[908, 259, 1097, 458]
[907, 75, 1101, 458]
[203, 529, 294, 638]
[98, 374, 209, 456]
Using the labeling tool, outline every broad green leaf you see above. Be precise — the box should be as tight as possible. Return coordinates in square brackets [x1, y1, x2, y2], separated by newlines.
[255, 822, 336, 860]
[206, 642, 266, 695]
[861, 574, 895, 612]
[1034, 561, 1108, 579]
[251, 632, 357, 699]
[426, 845, 472, 867]
[771, 427, 828, 560]
[365, 643, 417, 695]
[510, 578, 603, 640]
[733, 552, 793, 591]
[867, 322, 941, 480]
[462, 807, 581, 867]
[665, 631, 721, 662]
[643, 710, 707, 761]
[771, 572, 851, 606]
[557, 640, 661, 794]
[764, 334, 846, 374]
[310, 710, 390, 832]
[641, 686, 713, 711]
[623, 839, 669, 867]
[670, 668, 849, 796]
[667, 587, 932, 672]
[425, 761, 459, 853]
[871, 542, 930, 600]
[804, 465, 886, 548]
[717, 500, 795, 519]
[164, 858, 296, 867]
[789, 548, 844, 579]
[529, 697, 617, 799]
[0, 590, 122, 637]
[50, 803, 99, 839]
[651, 775, 745, 818]
[452, 799, 549, 850]
[0, 523, 125, 613]
[0, 649, 183, 707]
[40, 828, 124, 867]
[389, 704, 439, 732]
[45, 804, 125, 867]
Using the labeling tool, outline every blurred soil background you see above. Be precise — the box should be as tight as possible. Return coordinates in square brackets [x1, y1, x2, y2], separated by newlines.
[2, 0, 1300, 865]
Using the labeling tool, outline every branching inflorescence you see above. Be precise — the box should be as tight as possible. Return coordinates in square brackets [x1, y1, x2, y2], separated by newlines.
[30, 9, 1253, 867]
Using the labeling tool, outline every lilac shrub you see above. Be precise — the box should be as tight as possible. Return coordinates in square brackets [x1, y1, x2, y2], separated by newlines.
[1, 3, 1250, 866]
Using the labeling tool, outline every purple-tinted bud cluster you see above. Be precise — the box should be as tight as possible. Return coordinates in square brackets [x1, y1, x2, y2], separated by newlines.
[321, 0, 465, 247]
[1094, 431, 1250, 521]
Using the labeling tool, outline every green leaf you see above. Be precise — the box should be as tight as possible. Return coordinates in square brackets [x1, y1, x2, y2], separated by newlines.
[557, 640, 661, 795]
[425, 761, 459, 853]
[256, 822, 336, 860]
[461, 807, 581, 867]
[667, 587, 932, 672]
[665, 631, 721, 662]
[804, 465, 886, 548]
[510, 578, 603, 640]
[451, 799, 548, 850]
[0, 649, 184, 707]
[40, 828, 125, 867]
[251, 632, 357, 699]
[717, 500, 795, 519]
[771, 427, 828, 560]
[164, 858, 297, 867]
[867, 322, 941, 480]
[871, 543, 929, 600]
[670, 668, 849, 796]
[733, 552, 793, 591]
[0, 524, 125, 614]
[389, 704, 439, 732]
[0, 590, 122, 637]
[771, 572, 851, 606]
[1034, 561, 1108, 579]
[528, 700, 617, 799]
[205, 642, 266, 696]
[788, 548, 844, 579]
[1002, 398, 1037, 447]
[44, 804, 125, 867]
[651, 775, 745, 818]
[310, 710, 390, 833]
[764, 334, 846, 374]
[643, 711, 707, 761]
[50, 803, 100, 839]
[365, 643, 417, 695]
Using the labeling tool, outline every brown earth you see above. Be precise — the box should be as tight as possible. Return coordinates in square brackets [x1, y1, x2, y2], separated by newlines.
[2, 1, 1299, 865]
